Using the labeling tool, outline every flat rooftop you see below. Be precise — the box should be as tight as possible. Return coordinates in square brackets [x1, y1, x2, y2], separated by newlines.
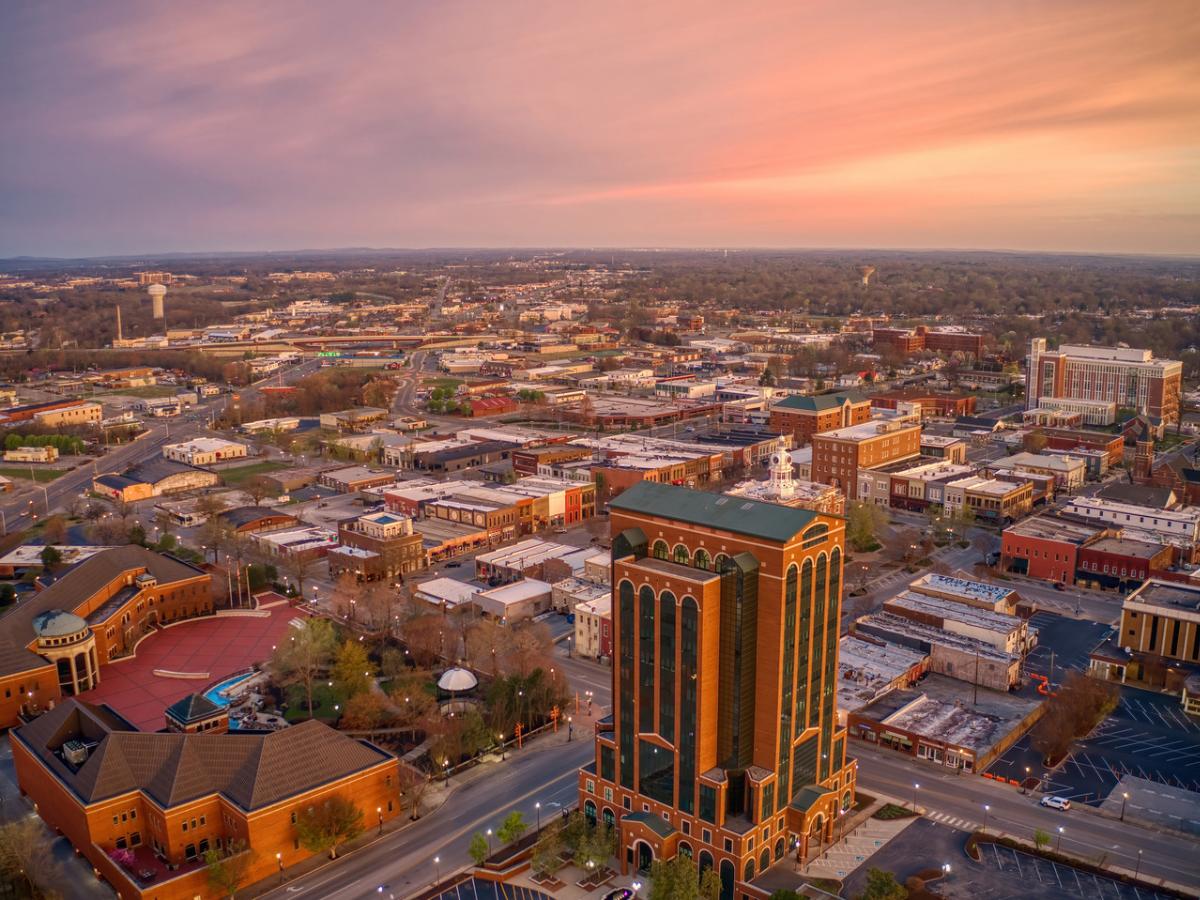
[817, 417, 920, 442]
[476, 538, 577, 568]
[1003, 514, 1103, 544]
[855, 612, 1016, 663]
[885, 591, 1026, 636]
[624, 556, 720, 584]
[910, 573, 1015, 605]
[1126, 580, 1200, 614]
[1085, 536, 1166, 559]
[838, 635, 927, 714]
[860, 674, 1039, 753]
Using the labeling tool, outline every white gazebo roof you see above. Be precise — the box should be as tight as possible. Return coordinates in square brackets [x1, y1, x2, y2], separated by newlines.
[437, 667, 478, 693]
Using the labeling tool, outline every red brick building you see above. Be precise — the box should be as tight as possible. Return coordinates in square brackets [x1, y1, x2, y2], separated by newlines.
[1077, 537, 1173, 591]
[12, 700, 399, 900]
[1034, 428, 1125, 467]
[768, 392, 871, 444]
[870, 390, 976, 419]
[1000, 515, 1107, 585]
[0, 547, 212, 730]
[872, 326, 985, 357]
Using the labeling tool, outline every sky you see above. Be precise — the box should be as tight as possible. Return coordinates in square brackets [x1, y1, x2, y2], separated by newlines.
[2, 0, 1198, 257]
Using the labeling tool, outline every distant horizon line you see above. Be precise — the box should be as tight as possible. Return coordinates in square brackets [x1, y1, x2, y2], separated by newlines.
[4, 244, 1200, 265]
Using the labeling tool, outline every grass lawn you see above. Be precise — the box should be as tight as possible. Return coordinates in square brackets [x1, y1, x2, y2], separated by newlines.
[102, 385, 182, 399]
[0, 466, 68, 483]
[218, 460, 289, 485]
[284, 682, 349, 724]
[422, 376, 463, 391]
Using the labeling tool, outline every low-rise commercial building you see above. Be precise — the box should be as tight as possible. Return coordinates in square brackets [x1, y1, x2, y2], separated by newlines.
[319, 407, 390, 432]
[0, 399, 103, 428]
[943, 475, 1034, 524]
[251, 527, 339, 561]
[162, 438, 248, 467]
[987, 451, 1086, 491]
[4, 445, 59, 463]
[215, 506, 300, 535]
[870, 390, 977, 419]
[907, 573, 1021, 614]
[1000, 515, 1108, 584]
[471, 578, 553, 621]
[882, 591, 1036, 656]
[572, 591, 612, 660]
[93, 458, 220, 502]
[1061, 496, 1200, 546]
[811, 416, 922, 498]
[317, 465, 398, 493]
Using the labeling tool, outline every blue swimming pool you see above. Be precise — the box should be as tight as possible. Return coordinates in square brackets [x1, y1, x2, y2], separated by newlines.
[202, 672, 255, 708]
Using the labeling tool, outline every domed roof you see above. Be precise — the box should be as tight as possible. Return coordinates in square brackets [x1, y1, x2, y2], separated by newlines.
[437, 667, 478, 692]
[32, 609, 88, 638]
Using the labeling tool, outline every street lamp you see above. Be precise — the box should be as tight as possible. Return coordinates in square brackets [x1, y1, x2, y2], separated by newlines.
[1056, 826, 1063, 853]
[912, 782, 920, 811]
[632, 880, 643, 896]
[941, 863, 950, 876]
[535, 801, 541, 832]
[567, 716, 573, 741]
[498, 733, 506, 761]
[1120, 791, 1129, 822]
[486, 828, 493, 854]
[434, 855, 441, 886]
[1134, 849, 1142, 880]
[983, 804, 990, 831]
[276, 851, 284, 883]
[377, 806, 383, 835]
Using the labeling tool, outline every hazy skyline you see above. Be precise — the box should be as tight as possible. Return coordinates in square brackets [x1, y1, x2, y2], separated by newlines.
[2, 0, 1197, 258]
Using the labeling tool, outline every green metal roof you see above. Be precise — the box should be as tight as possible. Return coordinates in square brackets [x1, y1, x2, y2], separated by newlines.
[622, 811, 677, 838]
[788, 784, 832, 813]
[773, 391, 866, 412]
[610, 481, 818, 543]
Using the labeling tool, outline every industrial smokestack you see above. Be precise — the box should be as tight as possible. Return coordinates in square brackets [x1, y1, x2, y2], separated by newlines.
[115, 304, 122, 341]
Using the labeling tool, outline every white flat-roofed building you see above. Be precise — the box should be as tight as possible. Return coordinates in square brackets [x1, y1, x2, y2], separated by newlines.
[472, 578, 553, 621]
[908, 573, 1020, 614]
[163, 437, 248, 467]
[413, 576, 477, 610]
[573, 591, 612, 660]
[1062, 496, 1200, 544]
[987, 451, 1086, 490]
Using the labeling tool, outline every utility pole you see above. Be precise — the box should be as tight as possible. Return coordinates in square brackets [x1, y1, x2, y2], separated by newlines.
[1048, 648, 1056, 690]
[973, 646, 980, 706]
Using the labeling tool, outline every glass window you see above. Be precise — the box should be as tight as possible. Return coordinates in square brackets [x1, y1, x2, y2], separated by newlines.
[679, 597, 698, 814]
[619, 581, 636, 789]
[694, 549, 710, 570]
[673, 544, 690, 565]
[659, 592, 676, 743]
[653, 540, 668, 560]
[699, 785, 717, 824]
[639, 586, 656, 733]
[638, 738, 674, 805]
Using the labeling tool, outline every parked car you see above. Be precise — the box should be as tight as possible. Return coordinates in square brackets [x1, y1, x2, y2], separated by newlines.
[1040, 796, 1071, 810]
[1053, 582, 1065, 591]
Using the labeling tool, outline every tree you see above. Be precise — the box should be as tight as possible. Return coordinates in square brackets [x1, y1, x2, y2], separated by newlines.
[387, 671, 438, 736]
[39, 544, 63, 572]
[339, 691, 389, 731]
[397, 762, 431, 821]
[758, 367, 777, 387]
[294, 794, 364, 859]
[468, 831, 490, 865]
[243, 475, 274, 506]
[855, 867, 907, 900]
[380, 646, 408, 679]
[204, 838, 256, 899]
[531, 828, 562, 878]
[127, 521, 147, 545]
[577, 820, 617, 871]
[332, 638, 373, 698]
[0, 817, 58, 898]
[699, 868, 722, 900]
[1030, 671, 1119, 763]
[41, 514, 67, 545]
[404, 612, 447, 667]
[1023, 431, 1049, 453]
[1033, 828, 1051, 852]
[846, 502, 885, 553]
[272, 618, 337, 718]
[286, 551, 316, 600]
[496, 811, 528, 845]
[649, 854, 706, 900]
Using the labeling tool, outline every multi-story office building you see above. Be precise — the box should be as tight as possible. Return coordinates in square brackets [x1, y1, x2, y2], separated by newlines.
[872, 326, 984, 357]
[579, 481, 854, 897]
[1025, 341, 1182, 426]
[810, 417, 922, 499]
[768, 392, 871, 444]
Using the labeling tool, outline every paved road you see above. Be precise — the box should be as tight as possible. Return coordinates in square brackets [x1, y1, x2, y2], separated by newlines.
[855, 743, 1200, 893]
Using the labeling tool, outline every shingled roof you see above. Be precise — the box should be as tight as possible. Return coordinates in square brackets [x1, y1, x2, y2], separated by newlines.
[772, 391, 866, 412]
[14, 699, 393, 811]
[0, 546, 205, 676]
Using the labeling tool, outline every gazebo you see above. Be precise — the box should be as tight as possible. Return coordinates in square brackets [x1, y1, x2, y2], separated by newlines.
[437, 666, 479, 715]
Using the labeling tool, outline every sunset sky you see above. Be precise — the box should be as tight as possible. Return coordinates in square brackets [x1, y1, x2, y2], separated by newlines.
[2, 1, 1197, 257]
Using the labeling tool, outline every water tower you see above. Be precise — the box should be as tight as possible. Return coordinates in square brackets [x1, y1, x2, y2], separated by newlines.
[858, 265, 876, 286]
[147, 282, 167, 320]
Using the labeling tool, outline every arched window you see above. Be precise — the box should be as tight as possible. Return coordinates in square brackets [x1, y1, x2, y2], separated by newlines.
[678, 841, 693, 859]
[679, 597, 699, 814]
[638, 585, 656, 733]
[719, 860, 735, 900]
[760, 848, 770, 873]
[652, 540, 669, 560]
[584, 799, 597, 825]
[715, 553, 733, 573]
[602, 807, 616, 829]
[693, 549, 710, 570]
[673, 544, 690, 565]
[842, 790, 853, 811]
[743, 858, 755, 882]
[659, 592, 676, 743]
[774, 837, 785, 860]
[698, 850, 714, 874]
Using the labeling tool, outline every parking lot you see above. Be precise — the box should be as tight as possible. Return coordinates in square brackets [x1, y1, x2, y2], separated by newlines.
[972, 839, 1176, 900]
[990, 686, 1200, 805]
[1022, 612, 1114, 691]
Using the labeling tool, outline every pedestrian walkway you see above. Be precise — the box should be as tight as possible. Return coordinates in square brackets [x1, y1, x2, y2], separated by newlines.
[800, 814, 918, 881]
[924, 809, 981, 832]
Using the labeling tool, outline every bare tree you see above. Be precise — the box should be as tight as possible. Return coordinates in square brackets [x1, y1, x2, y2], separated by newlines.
[243, 475, 273, 506]
[271, 618, 337, 718]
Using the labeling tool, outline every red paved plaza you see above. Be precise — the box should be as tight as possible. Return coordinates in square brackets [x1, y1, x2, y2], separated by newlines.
[79, 603, 305, 732]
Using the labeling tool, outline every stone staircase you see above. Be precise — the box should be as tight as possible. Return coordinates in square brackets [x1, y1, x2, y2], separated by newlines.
[800, 815, 918, 881]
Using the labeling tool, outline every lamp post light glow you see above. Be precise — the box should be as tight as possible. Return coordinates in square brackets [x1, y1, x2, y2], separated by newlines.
[983, 804, 990, 831]
[276, 851, 284, 883]
[1121, 791, 1129, 821]
[912, 782, 920, 811]
[1056, 826, 1063, 852]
